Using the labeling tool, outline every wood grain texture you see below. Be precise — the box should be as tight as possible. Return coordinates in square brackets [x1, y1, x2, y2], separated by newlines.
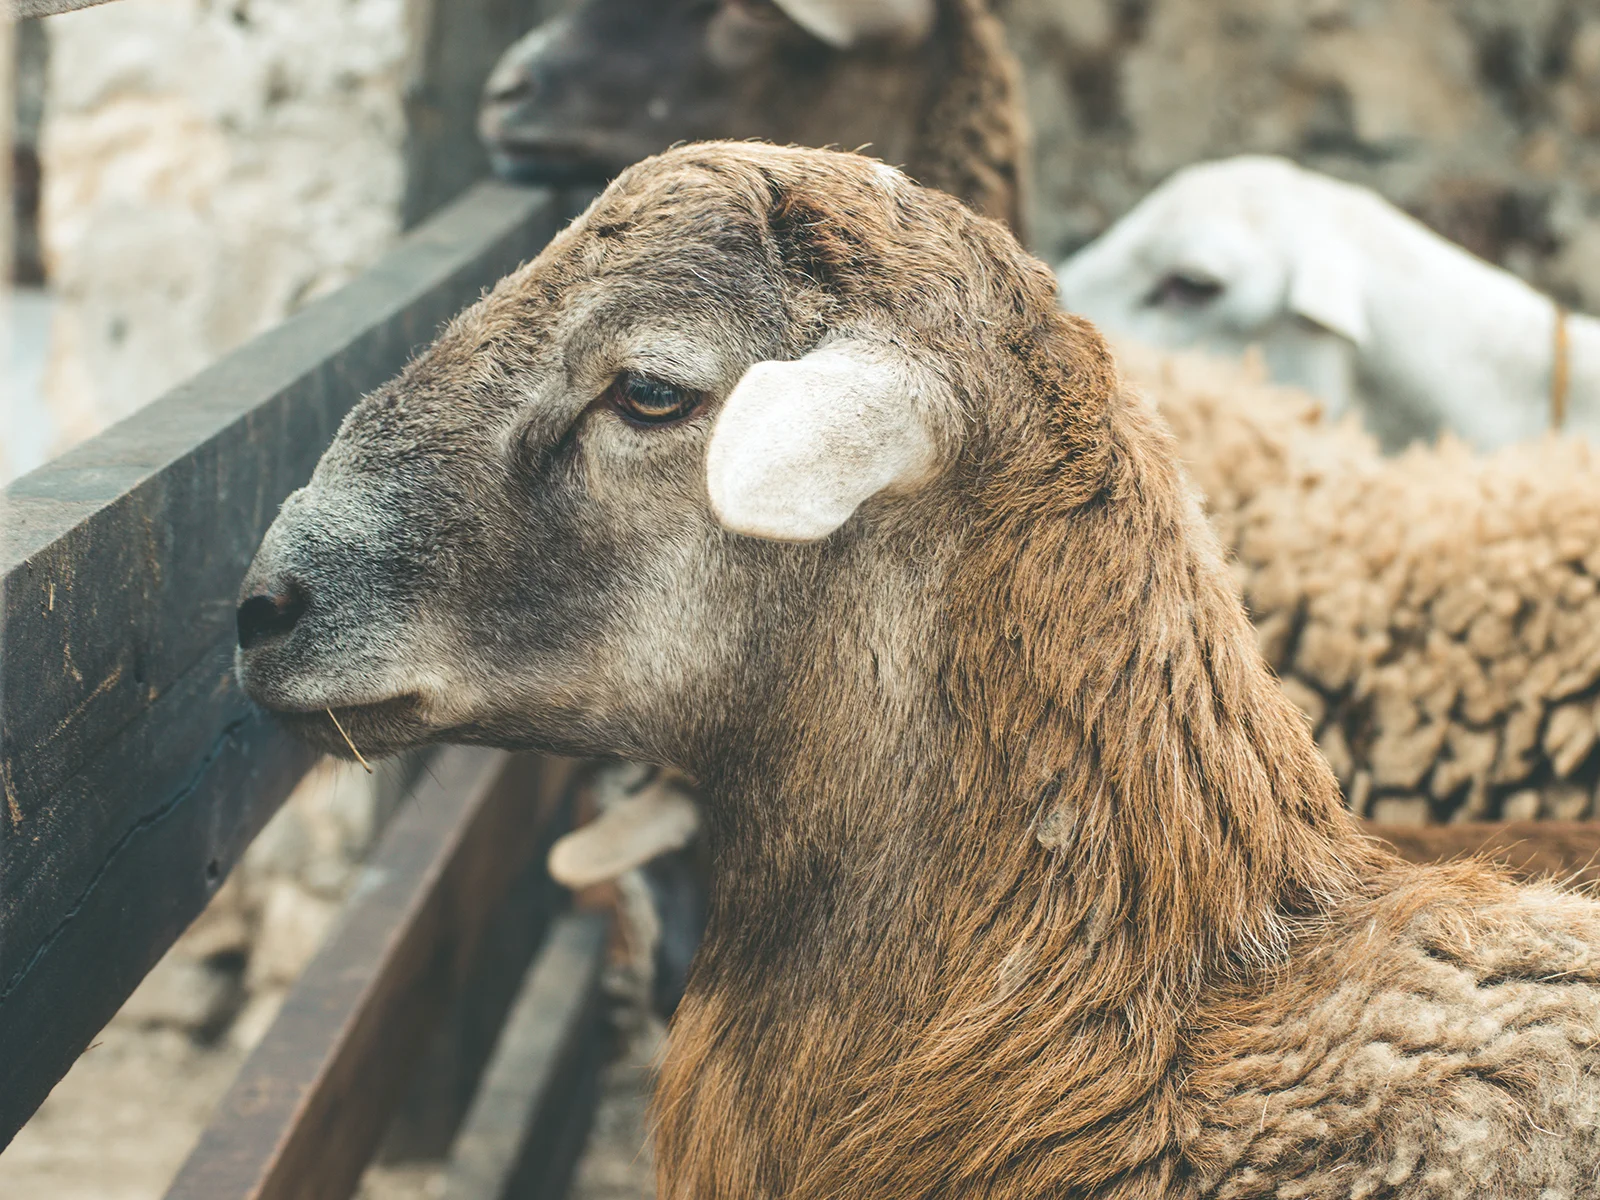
[1370, 819, 1600, 889]
[439, 912, 609, 1200]
[10, 1, 119, 18]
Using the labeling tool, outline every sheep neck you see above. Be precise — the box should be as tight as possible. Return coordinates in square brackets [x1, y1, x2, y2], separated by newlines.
[909, 0, 1030, 240]
[657, 316, 1378, 1197]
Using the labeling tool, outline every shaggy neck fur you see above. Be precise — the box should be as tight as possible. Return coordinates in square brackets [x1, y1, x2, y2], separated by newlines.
[654, 314, 1384, 1199]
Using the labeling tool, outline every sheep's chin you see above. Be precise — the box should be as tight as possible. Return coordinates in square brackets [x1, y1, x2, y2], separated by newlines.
[270, 694, 435, 762]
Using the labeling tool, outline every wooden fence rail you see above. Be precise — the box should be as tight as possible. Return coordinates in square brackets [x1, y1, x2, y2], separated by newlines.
[164, 750, 590, 1200]
[9, 2, 120, 19]
[0, 180, 575, 1151]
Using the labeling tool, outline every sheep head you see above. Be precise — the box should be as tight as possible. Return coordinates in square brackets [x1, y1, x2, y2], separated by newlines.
[1056, 155, 1371, 420]
[475, 0, 1030, 237]
[480, 1, 938, 188]
[235, 142, 1091, 777]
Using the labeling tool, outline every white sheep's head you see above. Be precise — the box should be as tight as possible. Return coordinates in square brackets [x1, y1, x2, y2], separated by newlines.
[1056, 155, 1371, 415]
[479, 0, 938, 189]
[234, 142, 1076, 773]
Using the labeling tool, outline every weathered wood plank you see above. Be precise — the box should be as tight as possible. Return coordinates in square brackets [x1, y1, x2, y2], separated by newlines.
[163, 750, 578, 1200]
[1371, 819, 1600, 888]
[1, 181, 559, 813]
[0, 181, 566, 1151]
[438, 912, 609, 1200]
[401, 0, 561, 227]
[378, 763, 585, 1161]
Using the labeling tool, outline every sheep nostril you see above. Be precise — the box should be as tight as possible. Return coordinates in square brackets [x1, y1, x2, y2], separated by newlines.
[237, 586, 310, 651]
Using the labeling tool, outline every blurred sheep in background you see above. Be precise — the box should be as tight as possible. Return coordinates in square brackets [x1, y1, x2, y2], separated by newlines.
[1058, 156, 1600, 451]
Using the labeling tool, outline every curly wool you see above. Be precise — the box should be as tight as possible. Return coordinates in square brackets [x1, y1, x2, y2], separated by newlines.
[1188, 870, 1600, 1196]
[1127, 344, 1600, 829]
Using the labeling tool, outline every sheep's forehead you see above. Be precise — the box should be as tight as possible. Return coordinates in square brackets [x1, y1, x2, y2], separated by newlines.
[342, 147, 930, 452]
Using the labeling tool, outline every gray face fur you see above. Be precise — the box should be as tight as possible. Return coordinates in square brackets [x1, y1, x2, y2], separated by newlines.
[236, 143, 1034, 773]
[479, 0, 940, 188]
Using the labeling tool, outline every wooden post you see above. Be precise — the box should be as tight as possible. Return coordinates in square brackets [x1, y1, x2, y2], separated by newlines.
[2, 8, 14, 481]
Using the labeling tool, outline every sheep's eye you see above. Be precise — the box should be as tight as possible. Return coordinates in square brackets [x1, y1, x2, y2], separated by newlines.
[606, 372, 704, 427]
[1148, 272, 1224, 308]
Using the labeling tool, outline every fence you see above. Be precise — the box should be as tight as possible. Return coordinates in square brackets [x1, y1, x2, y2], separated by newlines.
[1, 175, 612, 1197]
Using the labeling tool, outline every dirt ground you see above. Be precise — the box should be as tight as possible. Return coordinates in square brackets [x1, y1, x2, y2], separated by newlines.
[0, 1018, 656, 1200]
[0, 1024, 250, 1200]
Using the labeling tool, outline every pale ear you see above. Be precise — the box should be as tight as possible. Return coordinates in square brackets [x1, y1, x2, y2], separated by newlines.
[1286, 235, 1368, 346]
[706, 340, 940, 542]
[547, 780, 701, 889]
[772, 0, 936, 48]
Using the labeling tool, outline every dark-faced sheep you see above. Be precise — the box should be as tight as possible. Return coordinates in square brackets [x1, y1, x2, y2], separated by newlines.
[238, 143, 1600, 1198]
[478, 0, 1028, 235]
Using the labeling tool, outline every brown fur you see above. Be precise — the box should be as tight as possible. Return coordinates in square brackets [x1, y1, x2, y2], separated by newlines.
[240, 145, 1600, 1197]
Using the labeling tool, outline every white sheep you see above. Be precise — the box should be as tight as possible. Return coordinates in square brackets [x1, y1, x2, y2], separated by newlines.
[1056, 155, 1598, 452]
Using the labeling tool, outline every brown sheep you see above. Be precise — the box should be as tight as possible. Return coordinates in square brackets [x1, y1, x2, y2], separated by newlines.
[238, 143, 1600, 1198]
[478, 0, 1029, 236]
[476, 0, 1600, 872]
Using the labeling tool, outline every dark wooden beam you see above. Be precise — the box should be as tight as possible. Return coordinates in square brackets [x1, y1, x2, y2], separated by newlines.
[0, 181, 567, 1151]
[1370, 819, 1600, 888]
[438, 912, 610, 1200]
[163, 750, 580, 1200]
[400, 0, 565, 228]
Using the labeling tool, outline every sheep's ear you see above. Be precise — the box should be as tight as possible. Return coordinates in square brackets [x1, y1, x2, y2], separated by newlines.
[547, 780, 701, 889]
[771, 0, 936, 48]
[1286, 238, 1368, 346]
[707, 340, 940, 542]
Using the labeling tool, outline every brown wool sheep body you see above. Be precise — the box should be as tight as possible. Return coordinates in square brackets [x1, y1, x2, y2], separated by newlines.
[238, 143, 1600, 1198]
[1132, 345, 1600, 829]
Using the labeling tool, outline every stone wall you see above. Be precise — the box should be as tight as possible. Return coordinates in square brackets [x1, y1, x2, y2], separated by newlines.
[36, 0, 416, 452]
[1002, 0, 1600, 311]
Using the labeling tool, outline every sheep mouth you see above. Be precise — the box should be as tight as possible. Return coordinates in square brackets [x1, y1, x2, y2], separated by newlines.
[486, 142, 620, 188]
[479, 116, 644, 188]
[270, 693, 434, 762]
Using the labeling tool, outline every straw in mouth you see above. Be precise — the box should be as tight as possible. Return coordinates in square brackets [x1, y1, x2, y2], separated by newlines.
[325, 708, 375, 774]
